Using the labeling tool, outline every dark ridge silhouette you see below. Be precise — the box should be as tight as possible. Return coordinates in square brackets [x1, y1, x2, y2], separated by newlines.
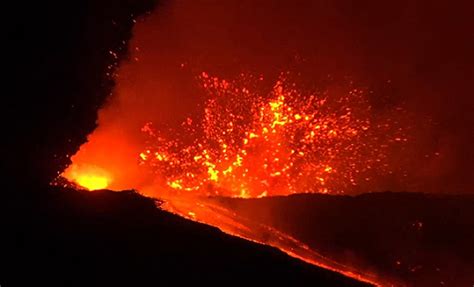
[215, 192, 474, 286]
[2, 187, 371, 286]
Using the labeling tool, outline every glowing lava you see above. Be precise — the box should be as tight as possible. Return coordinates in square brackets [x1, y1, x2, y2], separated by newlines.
[63, 72, 407, 196]
[158, 194, 388, 286]
[138, 72, 407, 197]
[61, 72, 407, 287]
[63, 164, 111, 191]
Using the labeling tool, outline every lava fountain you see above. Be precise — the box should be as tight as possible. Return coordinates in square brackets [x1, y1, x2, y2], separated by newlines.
[56, 2, 425, 286]
[60, 70, 407, 286]
[136, 72, 407, 198]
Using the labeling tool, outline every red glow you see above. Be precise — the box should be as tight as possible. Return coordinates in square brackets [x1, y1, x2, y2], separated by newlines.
[61, 72, 406, 286]
[137, 73, 406, 197]
[56, 3, 422, 285]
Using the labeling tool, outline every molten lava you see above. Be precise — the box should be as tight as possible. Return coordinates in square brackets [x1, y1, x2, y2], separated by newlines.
[137, 72, 406, 197]
[63, 164, 111, 191]
[61, 72, 408, 287]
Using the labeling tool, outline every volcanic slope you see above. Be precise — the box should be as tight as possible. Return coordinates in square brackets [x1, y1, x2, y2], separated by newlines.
[215, 192, 474, 286]
[3, 187, 371, 287]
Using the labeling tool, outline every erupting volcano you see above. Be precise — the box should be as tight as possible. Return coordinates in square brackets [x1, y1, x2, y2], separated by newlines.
[8, 1, 472, 287]
[61, 68, 414, 285]
[65, 72, 408, 197]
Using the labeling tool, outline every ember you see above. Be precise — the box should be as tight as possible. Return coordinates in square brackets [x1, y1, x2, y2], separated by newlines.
[137, 73, 407, 197]
[60, 71, 407, 286]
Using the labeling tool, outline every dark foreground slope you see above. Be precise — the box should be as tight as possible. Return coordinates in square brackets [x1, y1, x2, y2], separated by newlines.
[2, 187, 370, 287]
[216, 192, 474, 286]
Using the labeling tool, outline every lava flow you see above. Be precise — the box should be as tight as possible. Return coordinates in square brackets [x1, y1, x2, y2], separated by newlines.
[157, 194, 389, 286]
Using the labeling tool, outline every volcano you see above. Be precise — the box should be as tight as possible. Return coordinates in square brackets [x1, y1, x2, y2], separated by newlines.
[4, 1, 473, 287]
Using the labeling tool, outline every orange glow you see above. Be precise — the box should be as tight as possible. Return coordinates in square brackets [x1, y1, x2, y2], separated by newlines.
[138, 73, 407, 197]
[61, 72, 407, 287]
[53, 2, 442, 284]
[63, 164, 111, 191]
[75, 174, 109, 190]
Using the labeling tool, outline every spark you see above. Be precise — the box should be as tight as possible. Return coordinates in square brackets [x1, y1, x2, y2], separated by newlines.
[138, 72, 407, 197]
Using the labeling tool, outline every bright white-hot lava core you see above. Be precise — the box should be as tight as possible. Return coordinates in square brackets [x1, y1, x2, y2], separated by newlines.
[63, 164, 110, 191]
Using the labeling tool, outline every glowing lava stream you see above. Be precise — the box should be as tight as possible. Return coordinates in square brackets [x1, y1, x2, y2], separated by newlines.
[156, 194, 392, 287]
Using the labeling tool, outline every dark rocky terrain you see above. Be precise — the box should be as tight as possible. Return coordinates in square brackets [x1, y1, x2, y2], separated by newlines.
[2, 187, 370, 286]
